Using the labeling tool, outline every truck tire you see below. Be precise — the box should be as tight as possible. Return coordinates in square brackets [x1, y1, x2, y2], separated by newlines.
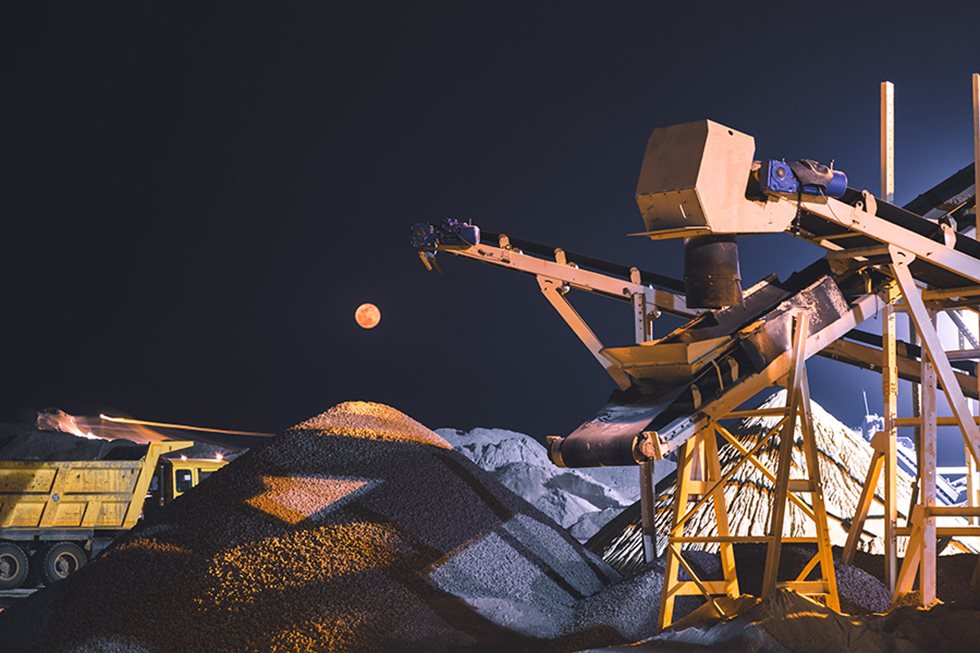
[39, 542, 87, 586]
[0, 543, 29, 589]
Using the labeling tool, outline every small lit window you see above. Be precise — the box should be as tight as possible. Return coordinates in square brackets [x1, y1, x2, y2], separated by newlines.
[175, 469, 194, 494]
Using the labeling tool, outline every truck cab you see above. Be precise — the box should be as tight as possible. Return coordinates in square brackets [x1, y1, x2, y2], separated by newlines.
[154, 457, 227, 504]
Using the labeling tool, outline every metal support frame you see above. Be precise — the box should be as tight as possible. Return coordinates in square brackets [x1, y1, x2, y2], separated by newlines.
[537, 276, 632, 390]
[843, 282, 900, 589]
[436, 237, 692, 391]
[657, 424, 740, 629]
[882, 282, 899, 591]
[892, 248, 980, 466]
[442, 238, 693, 317]
[652, 291, 884, 456]
[658, 313, 838, 630]
[800, 198, 980, 285]
[761, 316, 840, 609]
[846, 248, 980, 605]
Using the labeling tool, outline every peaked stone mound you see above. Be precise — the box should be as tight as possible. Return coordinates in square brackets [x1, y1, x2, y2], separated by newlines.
[0, 402, 622, 653]
[588, 391, 948, 577]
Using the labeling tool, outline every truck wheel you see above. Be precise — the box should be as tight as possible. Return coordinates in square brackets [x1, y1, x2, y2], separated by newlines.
[0, 543, 29, 589]
[39, 542, 87, 586]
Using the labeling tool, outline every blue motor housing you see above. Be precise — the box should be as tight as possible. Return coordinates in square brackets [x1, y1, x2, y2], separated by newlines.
[410, 218, 480, 251]
[760, 159, 847, 198]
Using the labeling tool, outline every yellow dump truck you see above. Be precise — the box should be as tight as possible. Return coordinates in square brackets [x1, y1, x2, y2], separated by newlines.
[0, 440, 227, 588]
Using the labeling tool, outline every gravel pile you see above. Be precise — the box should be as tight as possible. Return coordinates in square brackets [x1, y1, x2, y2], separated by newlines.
[0, 422, 126, 460]
[851, 550, 980, 607]
[0, 421, 228, 461]
[0, 401, 644, 653]
[435, 426, 672, 541]
[591, 587, 980, 653]
[606, 589, 911, 653]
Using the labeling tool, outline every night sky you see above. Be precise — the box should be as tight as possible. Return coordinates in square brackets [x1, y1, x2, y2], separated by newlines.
[5, 4, 980, 457]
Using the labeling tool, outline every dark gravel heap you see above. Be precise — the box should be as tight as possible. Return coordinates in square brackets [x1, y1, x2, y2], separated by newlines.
[0, 402, 631, 653]
[0, 421, 227, 461]
[727, 544, 892, 614]
[595, 588, 980, 653]
[0, 422, 127, 460]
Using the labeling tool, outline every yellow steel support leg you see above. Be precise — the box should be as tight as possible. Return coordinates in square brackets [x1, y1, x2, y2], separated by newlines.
[659, 432, 702, 630]
[797, 366, 841, 611]
[760, 314, 839, 609]
[842, 432, 886, 563]
[705, 426, 740, 598]
[658, 426, 740, 631]
[895, 505, 924, 597]
[918, 310, 938, 606]
[882, 285, 899, 592]
[763, 314, 809, 597]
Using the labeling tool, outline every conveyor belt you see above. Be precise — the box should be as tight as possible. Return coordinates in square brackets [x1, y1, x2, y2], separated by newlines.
[420, 160, 980, 468]
[550, 167, 980, 467]
[798, 194, 979, 289]
[480, 231, 685, 293]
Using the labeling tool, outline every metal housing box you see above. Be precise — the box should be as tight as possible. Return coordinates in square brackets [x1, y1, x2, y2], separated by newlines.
[635, 120, 795, 235]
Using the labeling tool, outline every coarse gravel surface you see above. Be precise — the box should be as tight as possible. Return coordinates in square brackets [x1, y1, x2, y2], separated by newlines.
[0, 401, 664, 653]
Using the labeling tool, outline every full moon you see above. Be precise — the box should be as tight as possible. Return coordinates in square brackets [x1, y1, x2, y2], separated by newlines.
[355, 303, 381, 329]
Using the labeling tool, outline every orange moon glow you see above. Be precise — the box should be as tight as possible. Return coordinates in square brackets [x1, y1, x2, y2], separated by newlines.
[355, 303, 381, 329]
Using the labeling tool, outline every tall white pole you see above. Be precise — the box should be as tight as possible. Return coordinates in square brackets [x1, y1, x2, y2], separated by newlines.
[973, 74, 980, 207]
[971, 74, 980, 518]
[881, 81, 895, 204]
[880, 80, 898, 592]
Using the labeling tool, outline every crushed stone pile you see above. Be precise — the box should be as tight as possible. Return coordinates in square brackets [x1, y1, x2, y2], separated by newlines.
[0, 401, 678, 653]
[0, 422, 130, 460]
[589, 588, 980, 653]
[0, 422, 227, 461]
[575, 542, 891, 639]
[437, 427, 675, 541]
[588, 390, 970, 576]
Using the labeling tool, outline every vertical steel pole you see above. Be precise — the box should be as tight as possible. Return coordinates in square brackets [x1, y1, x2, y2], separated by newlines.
[634, 280, 658, 563]
[882, 284, 898, 592]
[970, 74, 980, 523]
[919, 309, 938, 606]
[973, 74, 979, 209]
[881, 81, 895, 204]
[640, 461, 656, 563]
[880, 81, 898, 591]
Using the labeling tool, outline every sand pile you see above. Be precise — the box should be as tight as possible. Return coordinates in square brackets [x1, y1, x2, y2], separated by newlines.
[0, 401, 645, 653]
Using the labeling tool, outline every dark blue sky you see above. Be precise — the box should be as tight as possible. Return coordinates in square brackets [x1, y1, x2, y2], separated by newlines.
[4, 3, 980, 462]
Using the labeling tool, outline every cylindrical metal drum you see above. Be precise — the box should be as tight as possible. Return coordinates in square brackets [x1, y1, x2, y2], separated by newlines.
[683, 235, 742, 309]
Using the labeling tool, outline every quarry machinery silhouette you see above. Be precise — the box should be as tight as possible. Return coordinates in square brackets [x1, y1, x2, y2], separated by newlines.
[413, 77, 980, 627]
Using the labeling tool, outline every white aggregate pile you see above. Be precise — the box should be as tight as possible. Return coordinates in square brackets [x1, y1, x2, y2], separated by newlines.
[438, 427, 675, 541]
